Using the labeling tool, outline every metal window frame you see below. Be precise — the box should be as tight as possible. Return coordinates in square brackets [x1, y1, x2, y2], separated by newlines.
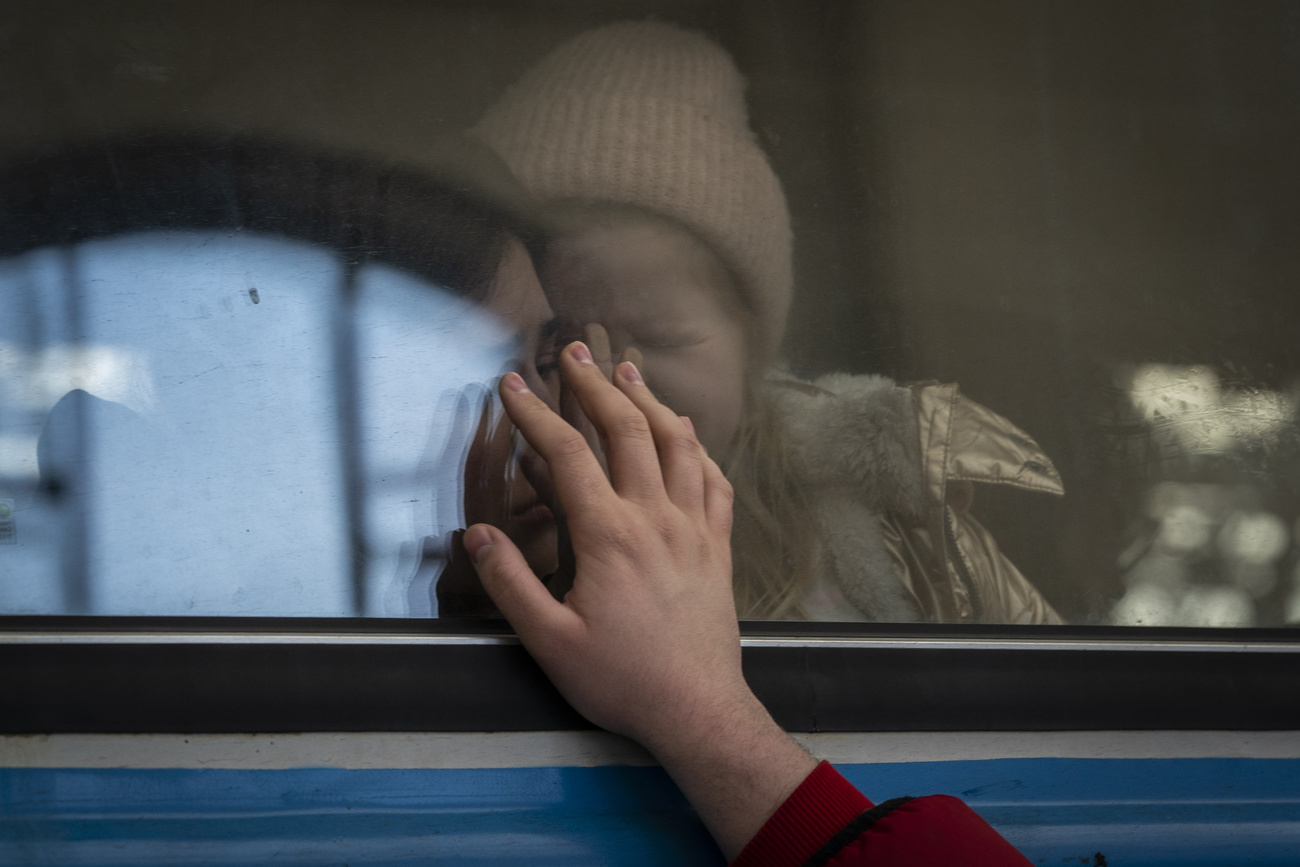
[3, 617, 1297, 733]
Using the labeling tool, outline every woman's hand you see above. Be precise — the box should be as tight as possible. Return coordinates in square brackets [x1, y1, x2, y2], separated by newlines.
[463, 341, 816, 859]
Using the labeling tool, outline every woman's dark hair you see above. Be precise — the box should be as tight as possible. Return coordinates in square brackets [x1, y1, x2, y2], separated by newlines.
[0, 133, 542, 298]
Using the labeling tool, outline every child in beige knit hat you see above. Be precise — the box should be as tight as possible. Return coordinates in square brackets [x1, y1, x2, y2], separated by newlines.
[473, 21, 1065, 623]
[473, 21, 790, 457]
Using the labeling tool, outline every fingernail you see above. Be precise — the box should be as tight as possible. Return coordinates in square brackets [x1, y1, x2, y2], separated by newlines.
[464, 525, 495, 564]
[679, 415, 695, 434]
[570, 341, 593, 364]
[503, 372, 530, 393]
[618, 361, 643, 385]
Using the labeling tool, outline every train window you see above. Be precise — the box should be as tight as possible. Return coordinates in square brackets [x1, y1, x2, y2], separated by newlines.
[1, 0, 1299, 636]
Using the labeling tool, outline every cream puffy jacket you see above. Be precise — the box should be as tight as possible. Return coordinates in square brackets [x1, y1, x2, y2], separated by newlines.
[765, 373, 1065, 624]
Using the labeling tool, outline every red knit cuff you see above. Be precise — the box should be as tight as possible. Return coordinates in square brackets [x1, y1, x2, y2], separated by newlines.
[729, 761, 873, 867]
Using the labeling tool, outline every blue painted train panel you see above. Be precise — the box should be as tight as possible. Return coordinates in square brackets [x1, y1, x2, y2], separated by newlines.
[3, 758, 1298, 865]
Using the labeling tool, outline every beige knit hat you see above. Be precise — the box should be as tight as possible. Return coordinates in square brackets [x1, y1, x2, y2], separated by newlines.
[471, 21, 793, 358]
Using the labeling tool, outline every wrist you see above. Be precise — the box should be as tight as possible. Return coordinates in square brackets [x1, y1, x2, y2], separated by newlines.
[639, 687, 819, 859]
[632, 675, 767, 759]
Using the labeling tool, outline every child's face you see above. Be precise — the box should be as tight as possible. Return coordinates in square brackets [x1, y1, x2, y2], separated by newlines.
[543, 214, 749, 456]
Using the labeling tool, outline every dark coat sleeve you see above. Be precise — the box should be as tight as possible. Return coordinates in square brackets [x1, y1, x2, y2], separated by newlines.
[730, 761, 1032, 867]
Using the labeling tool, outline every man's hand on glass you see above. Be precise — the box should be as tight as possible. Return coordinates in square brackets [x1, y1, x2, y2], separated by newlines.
[462, 340, 818, 860]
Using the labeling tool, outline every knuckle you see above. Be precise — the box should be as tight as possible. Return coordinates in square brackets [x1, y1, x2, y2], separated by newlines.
[592, 515, 642, 552]
[571, 475, 611, 506]
[653, 512, 687, 540]
[554, 430, 593, 460]
[609, 411, 653, 441]
[667, 427, 701, 456]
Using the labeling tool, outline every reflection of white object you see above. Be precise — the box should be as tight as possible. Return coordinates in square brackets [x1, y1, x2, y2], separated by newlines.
[1113, 581, 1259, 628]
[5, 232, 349, 616]
[1122, 552, 1188, 589]
[1229, 563, 1278, 599]
[0, 340, 157, 414]
[0, 434, 40, 481]
[1110, 583, 1180, 626]
[1158, 505, 1214, 555]
[1286, 588, 1300, 625]
[1130, 364, 1222, 421]
[1218, 511, 1289, 565]
[353, 263, 515, 616]
[1, 231, 512, 617]
[1178, 585, 1256, 628]
[1145, 481, 1228, 522]
[1127, 363, 1294, 455]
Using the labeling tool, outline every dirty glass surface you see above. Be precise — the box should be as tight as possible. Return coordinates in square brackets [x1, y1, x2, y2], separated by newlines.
[1, 1, 1298, 627]
[1, 230, 518, 616]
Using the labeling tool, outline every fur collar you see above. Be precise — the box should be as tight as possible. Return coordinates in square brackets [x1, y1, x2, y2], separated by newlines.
[764, 372, 928, 519]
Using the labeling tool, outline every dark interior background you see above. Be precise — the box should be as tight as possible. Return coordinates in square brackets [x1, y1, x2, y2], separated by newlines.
[5, 0, 1298, 624]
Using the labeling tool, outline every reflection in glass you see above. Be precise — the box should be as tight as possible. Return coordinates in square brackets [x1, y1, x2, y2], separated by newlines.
[477, 22, 1066, 624]
[1109, 362, 1300, 626]
[3, 1, 1298, 628]
[0, 131, 560, 618]
[0, 231, 513, 616]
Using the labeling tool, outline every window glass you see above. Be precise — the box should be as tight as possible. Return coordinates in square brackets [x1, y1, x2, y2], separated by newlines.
[1, 1, 1297, 627]
[2, 230, 517, 615]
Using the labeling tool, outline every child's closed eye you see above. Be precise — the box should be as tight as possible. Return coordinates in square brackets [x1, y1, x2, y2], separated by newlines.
[631, 330, 710, 351]
[534, 354, 561, 377]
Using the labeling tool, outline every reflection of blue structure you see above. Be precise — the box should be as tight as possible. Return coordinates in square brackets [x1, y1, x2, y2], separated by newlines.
[1, 231, 513, 617]
[2, 734, 1297, 865]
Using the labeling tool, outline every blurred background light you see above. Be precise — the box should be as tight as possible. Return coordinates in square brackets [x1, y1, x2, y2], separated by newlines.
[1157, 504, 1214, 555]
[1218, 510, 1288, 566]
[1127, 364, 1294, 455]
[1177, 585, 1256, 628]
[1111, 583, 1180, 626]
[0, 341, 158, 415]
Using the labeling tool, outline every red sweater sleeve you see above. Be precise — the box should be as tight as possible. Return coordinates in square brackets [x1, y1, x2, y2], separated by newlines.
[730, 761, 1032, 867]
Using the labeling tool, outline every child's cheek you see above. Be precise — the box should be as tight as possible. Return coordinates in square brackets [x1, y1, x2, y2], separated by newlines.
[646, 346, 745, 456]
